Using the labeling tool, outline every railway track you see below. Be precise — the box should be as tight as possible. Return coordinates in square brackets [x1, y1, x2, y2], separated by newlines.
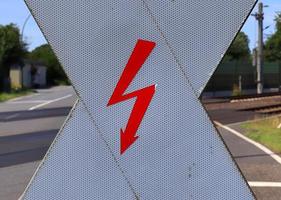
[204, 93, 281, 115]
[234, 96, 281, 115]
[255, 105, 281, 114]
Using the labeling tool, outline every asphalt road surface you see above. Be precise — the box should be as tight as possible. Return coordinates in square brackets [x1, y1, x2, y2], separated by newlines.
[0, 86, 76, 200]
[205, 99, 281, 199]
[214, 121, 281, 200]
[0, 86, 279, 200]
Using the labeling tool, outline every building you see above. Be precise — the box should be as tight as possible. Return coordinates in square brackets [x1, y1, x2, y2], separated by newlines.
[10, 60, 47, 89]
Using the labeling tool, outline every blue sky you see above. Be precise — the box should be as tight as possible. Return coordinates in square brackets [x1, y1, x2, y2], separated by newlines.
[0, 0, 280, 51]
[0, 0, 46, 51]
[242, 0, 281, 50]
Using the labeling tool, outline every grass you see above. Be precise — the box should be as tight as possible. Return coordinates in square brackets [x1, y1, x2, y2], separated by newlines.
[0, 89, 33, 102]
[241, 117, 281, 153]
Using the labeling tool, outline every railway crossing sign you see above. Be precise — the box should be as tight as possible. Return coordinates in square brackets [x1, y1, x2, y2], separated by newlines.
[22, 1, 257, 199]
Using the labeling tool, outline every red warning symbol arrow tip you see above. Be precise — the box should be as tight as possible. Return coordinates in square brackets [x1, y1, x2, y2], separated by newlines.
[107, 39, 156, 155]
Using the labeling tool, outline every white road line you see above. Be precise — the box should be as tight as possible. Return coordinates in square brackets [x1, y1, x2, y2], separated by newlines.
[248, 181, 281, 187]
[4, 113, 20, 120]
[28, 94, 73, 111]
[226, 114, 281, 127]
[214, 121, 281, 165]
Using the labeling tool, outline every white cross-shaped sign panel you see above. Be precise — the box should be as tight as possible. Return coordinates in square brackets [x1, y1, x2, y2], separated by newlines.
[22, 1, 257, 199]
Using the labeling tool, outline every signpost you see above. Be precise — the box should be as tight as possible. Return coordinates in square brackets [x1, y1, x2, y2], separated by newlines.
[22, 1, 257, 199]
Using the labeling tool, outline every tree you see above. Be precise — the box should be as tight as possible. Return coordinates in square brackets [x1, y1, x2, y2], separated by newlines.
[224, 31, 251, 61]
[29, 44, 68, 85]
[264, 14, 281, 61]
[0, 24, 27, 91]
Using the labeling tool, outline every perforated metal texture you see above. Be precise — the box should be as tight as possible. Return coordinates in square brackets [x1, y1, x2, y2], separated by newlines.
[22, 101, 136, 200]
[144, 0, 257, 95]
[23, 0, 256, 199]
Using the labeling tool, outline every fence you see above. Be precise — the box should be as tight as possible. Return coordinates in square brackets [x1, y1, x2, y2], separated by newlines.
[205, 61, 281, 92]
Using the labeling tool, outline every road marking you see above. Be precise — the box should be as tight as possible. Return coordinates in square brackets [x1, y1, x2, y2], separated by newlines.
[28, 94, 73, 111]
[214, 121, 281, 165]
[248, 181, 281, 187]
[226, 114, 281, 127]
[4, 113, 20, 120]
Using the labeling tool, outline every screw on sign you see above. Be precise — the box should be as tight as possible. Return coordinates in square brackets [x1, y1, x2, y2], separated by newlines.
[107, 39, 156, 155]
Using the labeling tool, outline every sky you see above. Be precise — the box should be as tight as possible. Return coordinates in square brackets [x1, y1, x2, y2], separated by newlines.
[0, 0, 280, 51]
[0, 0, 46, 51]
[242, 0, 281, 50]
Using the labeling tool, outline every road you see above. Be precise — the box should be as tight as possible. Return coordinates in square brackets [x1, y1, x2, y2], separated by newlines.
[0, 86, 279, 200]
[216, 124, 281, 200]
[205, 98, 281, 199]
[212, 118, 281, 200]
[0, 86, 76, 200]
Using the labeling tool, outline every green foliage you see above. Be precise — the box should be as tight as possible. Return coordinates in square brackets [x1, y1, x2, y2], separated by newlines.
[0, 88, 33, 102]
[0, 24, 27, 91]
[264, 14, 281, 61]
[241, 117, 281, 153]
[29, 44, 68, 85]
[224, 32, 251, 61]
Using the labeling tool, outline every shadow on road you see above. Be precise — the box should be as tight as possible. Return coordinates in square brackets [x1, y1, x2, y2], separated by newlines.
[0, 107, 72, 122]
[0, 129, 59, 168]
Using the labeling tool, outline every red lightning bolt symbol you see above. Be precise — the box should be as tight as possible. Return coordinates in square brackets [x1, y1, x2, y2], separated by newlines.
[107, 39, 156, 155]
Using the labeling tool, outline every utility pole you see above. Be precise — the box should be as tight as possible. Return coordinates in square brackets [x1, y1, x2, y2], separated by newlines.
[253, 2, 264, 94]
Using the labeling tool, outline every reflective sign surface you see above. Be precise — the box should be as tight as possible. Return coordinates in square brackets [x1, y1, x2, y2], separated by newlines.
[22, 1, 257, 199]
